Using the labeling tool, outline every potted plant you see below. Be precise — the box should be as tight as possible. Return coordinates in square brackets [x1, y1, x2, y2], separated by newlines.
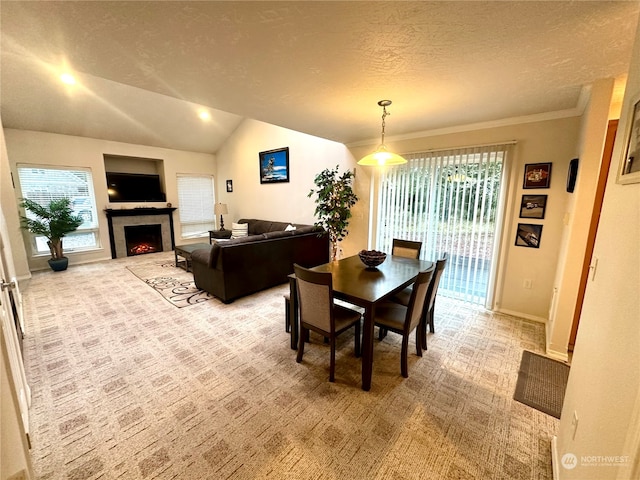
[19, 197, 84, 271]
[308, 165, 358, 261]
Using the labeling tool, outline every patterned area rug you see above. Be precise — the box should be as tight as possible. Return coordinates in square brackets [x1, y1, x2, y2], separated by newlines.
[126, 257, 214, 308]
[514, 350, 570, 419]
[22, 252, 558, 480]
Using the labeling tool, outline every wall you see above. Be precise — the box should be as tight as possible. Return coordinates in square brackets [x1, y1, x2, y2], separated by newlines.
[547, 79, 614, 360]
[555, 16, 640, 480]
[4, 129, 216, 274]
[0, 120, 33, 479]
[214, 119, 363, 256]
[349, 116, 581, 321]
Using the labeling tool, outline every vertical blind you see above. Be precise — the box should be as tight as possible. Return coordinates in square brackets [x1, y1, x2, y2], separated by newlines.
[177, 175, 216, 238]
[376, 144, 511, 304]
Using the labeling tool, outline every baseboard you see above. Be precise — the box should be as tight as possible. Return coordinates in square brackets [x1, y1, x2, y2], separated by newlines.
[545, 341, 570, 363]
[551, 435, 561, 480]
[495, 307, 547, 324]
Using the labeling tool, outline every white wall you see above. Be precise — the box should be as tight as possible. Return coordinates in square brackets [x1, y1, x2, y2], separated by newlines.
[547, 79, 614, 360]
[0, 120, 33, 479]
[214, 118, 360, 253]
[555, 17, 640, 480]
[4, 129, 216, 274]
[349, 116, 582, 321]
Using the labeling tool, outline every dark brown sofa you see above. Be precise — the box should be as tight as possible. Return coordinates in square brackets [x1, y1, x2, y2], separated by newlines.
[191, 219, 329, 303]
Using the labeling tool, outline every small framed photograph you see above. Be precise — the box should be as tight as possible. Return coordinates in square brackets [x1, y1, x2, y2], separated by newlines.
[226, 179, 233, 192]
[515, 223, 543, 248]
[259, 147, 290, 184]
[617, 91, 640, 184]
[523, 162, 552, 189]
[519, 194, 547, 219]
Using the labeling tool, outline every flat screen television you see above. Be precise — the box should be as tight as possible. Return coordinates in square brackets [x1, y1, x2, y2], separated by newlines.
[106, 172, 166, 203]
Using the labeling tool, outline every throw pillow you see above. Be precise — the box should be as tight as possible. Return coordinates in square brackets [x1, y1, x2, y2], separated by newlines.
[285, 224, 297, 231]
[231, 222, 248, 239]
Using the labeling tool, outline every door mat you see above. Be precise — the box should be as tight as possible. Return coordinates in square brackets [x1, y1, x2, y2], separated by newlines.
[126, 260, 214, 308]
[513, 350, 570, 419]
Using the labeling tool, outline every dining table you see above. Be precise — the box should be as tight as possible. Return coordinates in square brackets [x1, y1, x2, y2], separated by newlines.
[288, 254, 434, 391]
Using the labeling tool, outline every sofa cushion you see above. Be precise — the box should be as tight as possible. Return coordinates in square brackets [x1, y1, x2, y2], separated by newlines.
[231, 222, 248, 239]
[264, 230, 294, 239]
[285, 224, 297, 231]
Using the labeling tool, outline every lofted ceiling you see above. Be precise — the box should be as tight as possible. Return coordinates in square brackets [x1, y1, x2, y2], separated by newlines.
[1, 1, 638, 154]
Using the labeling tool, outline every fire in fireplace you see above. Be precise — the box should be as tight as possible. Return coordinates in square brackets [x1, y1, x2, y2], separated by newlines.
[124, 224, 163, 256]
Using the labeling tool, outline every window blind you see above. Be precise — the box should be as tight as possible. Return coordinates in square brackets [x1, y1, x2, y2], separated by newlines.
[177, 175, 216, 238]
[17, 165, 99, 253]
[376, 144, 510, 304]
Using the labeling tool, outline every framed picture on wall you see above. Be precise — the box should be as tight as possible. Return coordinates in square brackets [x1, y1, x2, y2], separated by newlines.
[523, 162, 552, 189]
[519, 194, 547, 219]
[617, 91, 640, 184]
[259, 147, 290, 184]
[515, 223, 543, 248]
[226, 179, 233, 192]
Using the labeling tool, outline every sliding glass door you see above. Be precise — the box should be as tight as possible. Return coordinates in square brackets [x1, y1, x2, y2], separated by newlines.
[375, 144, 511, 305]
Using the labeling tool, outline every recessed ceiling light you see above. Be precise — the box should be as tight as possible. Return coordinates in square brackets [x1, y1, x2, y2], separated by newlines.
[198, 110, 211, 121]
[60, 73, 76, 85]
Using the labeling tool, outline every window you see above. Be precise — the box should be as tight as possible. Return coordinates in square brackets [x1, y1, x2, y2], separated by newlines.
[17, 165, 100, 254]
[376, 144, 511, 305]
[177, 175, 216, 238]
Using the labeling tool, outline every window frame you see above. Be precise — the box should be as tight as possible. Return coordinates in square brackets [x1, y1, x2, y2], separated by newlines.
[17, 164, 100, 256]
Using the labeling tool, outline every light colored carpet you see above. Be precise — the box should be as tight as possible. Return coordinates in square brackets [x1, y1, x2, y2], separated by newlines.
[126, 258, 214, 308]
[22, 251, 557, 480]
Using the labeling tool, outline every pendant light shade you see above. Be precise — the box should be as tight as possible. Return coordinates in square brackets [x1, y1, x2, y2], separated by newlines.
[358, 100, 407, 166]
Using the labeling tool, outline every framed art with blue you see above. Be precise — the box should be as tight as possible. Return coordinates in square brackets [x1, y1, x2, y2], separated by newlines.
[259, 147, 290, 184]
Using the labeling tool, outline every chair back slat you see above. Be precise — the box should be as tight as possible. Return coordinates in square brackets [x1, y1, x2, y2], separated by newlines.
[406, 267, 435, 332]
[392, 239, 422, 259]
[297, 278, 332, 331]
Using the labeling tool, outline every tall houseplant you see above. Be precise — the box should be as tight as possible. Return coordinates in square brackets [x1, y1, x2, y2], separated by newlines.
[19, 197, 83, 271]
[308, 165, 358, 261]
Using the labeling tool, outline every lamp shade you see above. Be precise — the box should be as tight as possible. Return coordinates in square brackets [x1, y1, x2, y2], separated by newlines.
[214, 203, 228, 215]
[357, 145, 407, 166]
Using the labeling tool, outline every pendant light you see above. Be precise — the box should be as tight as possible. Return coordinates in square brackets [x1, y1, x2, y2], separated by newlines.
[357, 100, 407, 166]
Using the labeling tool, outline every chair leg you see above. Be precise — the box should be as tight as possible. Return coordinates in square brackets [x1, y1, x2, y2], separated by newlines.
[329, 338, 336, 382]
[285, 296, 291, 333]
[415, 328, 423, 358]
[296, 327, 306, 363]
[421, 317, 428, 350]
[428, 307, 435, 333]
[378, 327, 387, 340]
[354, 320, 361, 358]
[401, 336, 409, 378]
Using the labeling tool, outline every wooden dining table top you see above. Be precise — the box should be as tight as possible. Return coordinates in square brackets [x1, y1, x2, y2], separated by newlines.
[309, 254, 434, 306]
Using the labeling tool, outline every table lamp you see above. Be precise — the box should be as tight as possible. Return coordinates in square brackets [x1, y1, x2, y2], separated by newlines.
[214, 203, 228, 231]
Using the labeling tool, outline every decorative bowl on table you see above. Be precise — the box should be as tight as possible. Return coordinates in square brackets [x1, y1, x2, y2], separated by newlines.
[358, 249, 387, 268]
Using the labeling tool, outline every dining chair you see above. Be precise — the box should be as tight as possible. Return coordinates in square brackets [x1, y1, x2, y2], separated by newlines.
[294, 264, 361, 382]
[387, 253, 448, 347]
[392, 238, 423, 259]
[420, 254, 448, 348]
[373, 265, 435, 378]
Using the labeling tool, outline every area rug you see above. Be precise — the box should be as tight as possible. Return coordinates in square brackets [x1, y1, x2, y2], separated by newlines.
[126, 258, 214, 308]
[514, 350, 570, 419]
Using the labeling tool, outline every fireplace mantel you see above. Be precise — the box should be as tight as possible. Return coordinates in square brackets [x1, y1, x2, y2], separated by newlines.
[105, 208, 177, 258]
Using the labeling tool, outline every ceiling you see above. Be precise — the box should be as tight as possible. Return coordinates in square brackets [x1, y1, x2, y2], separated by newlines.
[1, 1, 638, 154]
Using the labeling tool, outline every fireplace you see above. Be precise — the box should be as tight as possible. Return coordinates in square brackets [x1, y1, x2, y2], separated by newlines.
[105, 208, 177, 259]
[125, 224, 162, 256]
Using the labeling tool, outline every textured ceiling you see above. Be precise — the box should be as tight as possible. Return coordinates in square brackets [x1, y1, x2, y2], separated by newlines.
[1, 1, 639, 154]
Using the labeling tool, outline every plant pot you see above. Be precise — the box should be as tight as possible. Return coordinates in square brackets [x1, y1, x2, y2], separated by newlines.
[48, 257, 69, 272]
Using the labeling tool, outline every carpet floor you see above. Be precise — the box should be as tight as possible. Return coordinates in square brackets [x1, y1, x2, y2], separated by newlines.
[22, 252, 557, 480]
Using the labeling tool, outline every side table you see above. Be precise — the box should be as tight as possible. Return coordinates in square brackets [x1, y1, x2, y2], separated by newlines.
[209, 229, 232, 244]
